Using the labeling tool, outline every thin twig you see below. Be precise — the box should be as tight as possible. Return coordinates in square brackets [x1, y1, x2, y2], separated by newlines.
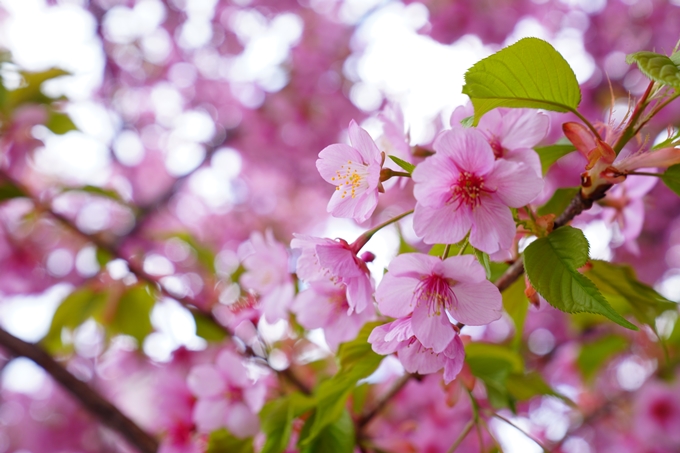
[446, 420, 474, 453]
[358, 373, 412, 429]
[0, 327, 158, 453]
[0, 169, 311, 395]
[487, 411, 550, 453]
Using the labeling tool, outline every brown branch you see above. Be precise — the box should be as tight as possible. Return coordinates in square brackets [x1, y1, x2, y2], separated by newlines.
[0, 327, 158, 453]
[0, 169, 311, 396]
[358, 373, 412, 429]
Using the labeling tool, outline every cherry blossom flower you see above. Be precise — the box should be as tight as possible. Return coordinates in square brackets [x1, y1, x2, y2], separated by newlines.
[238, 230, 295, 323]
[368, 316, 465, 383]
[451, 105, 548, 175]
[292, 279, 375, 350]
[563, 121, 680, 194]
[375, 254, 502, 353]
[412, 127, 544, 253]
[317, 120, 383, 223]
[187, 350, 266, 437]
[291, 234, 373, 314]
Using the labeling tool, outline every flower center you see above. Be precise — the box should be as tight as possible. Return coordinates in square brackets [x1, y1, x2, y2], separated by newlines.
[331, 160, 369, 199]
[414, 273, 457, 316]
[488, 137, 505, 158]
[450, 171, 488, 209]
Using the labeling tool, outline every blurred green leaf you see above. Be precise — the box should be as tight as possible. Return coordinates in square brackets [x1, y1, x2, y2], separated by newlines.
[108, 285, 155, 345]
[207, 429, 254, 453]
[577, 335, 629, 382]
[0, 181, 25, 202]
[300, 321, 383, 446]
[299, 409, 354, 453]
[537, 187, 579, 217]
[260, 392, 315, 453]
[466, 343, 524, 373]
[586, 260, 677, 333]
[42, 287, 107, 354]
[45, 109, 77, 134]
[502, 278, 529, 350]
[536, 144, 576, 175]
[524, 226, 637, 330]
[193, 312, 228, 342]
[463, 38, 581, 125]
[661, 164, 680, 197]
[60, 185, 125, 203]
[4, 68, 69, 111]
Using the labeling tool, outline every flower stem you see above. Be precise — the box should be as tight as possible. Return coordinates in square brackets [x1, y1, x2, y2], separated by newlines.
[486, 411, 550, 453]
[446, 420, 474, 453]
[352, 209, 414, 252]
[626, 171, 664, 177]
[612, 80, 655, 154]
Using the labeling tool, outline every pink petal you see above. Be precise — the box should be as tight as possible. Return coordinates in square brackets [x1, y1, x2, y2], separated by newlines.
[448, 280, 502, 325]
[261, 282, 295, 323]
[442, 335, 465, 383]
[387, 253, 439, 277]
[291, 286, 336, 329]
[317, 144, 365, 183]
[487, 159, 544, 207]
[368, 318, 413, 354]
[412, 154, 460, 208]
[216, 350, 249, 387]
[499, 109, 549, 150]
[243, 382, 267, 412]
[617, 147, 680, 172]
[504, 147, 542, 177]
[225, 402, 260, 438]
[348, 119, 382, 164]
[398, 341, 445, 374]
[469, 198, 516, 254]
[316, 243, 363, 278]
[434, 128, 495, 175]
[346, 273, 373, 314]
[411, 303, 456, 353]
[449, 103, 474, 128]
[375, 271, 419, 318]
[187, 365, 226, 398]
[193, 398, 228, 433]
[413, 203, 472, 245]
[439, 255, 486, 283]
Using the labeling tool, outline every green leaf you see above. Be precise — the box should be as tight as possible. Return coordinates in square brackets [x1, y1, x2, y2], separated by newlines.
[465, 342, 524, 373]
[466, 353, 514, 409]
[661, 164, 680, 196]
[301, 322, 383, 446]
[535, 144, 576, 175]
[626, 51, 680, 88]
[586, 260, 676, 332]
[61, 185, 125, 203]
[462, 37, 581, 125]
[193, 312, 228, 342]
[45, 109, 77, 135]
[474, 248, 492, 280]
[4, 68, 69, 111]
[537, 187, 579, 217]
[299, 409, 355, 453]
[460, 116, 474, 128]
[108, 285, 155, 345]
[260, 393, 315, 453]
[524, 226, 637, 330]
[388, 155, 415, 174]
[502, 278, 529, 350]
[506, 372, 560, 402]
[0, 181, 25, 202]
[207, 429, 254, 453]
[42, 287, 107, 354]
[576, 335, 629, 382]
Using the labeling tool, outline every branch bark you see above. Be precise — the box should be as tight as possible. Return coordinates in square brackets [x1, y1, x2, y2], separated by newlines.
[0, 327, 159, 453]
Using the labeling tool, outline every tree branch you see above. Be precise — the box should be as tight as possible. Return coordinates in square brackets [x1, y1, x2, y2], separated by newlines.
[0, 327, 158, 453]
